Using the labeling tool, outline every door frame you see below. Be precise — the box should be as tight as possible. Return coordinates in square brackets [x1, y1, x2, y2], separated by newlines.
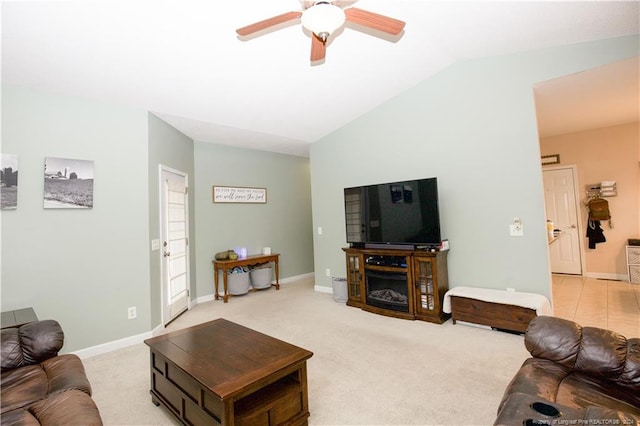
[542, 164, 586, 276]
[159, 164, 191, 326]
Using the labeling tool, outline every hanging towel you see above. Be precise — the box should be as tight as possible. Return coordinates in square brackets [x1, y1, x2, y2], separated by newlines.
[586, 220, 606, 249]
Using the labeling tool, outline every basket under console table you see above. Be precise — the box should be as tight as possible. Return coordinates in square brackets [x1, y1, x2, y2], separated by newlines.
[213, 253, 280, 303]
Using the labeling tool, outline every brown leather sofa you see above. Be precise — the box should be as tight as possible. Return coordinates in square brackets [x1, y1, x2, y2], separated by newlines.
[495, 316, 639, 425]
[1, 320, 103, 425]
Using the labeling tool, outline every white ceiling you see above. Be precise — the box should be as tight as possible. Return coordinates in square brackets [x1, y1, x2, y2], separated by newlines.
[2, 0, 639, 156]
[534, 56, 639, 139]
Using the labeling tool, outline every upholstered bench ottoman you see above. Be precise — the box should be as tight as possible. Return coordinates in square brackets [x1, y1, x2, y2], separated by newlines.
[443, 286, 552, 333]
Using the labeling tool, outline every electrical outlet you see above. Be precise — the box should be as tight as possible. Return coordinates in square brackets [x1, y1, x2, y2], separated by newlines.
[325, 268, 331, 277]
[318, 226, 323, 235]
[127, 306, 136, 320]
[509, 224, 524, 236]
[509, 218, 524, 236]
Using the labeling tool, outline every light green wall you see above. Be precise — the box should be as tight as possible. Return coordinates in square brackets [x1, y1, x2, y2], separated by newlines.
[147, 113, 195, 326]
[0, 88, 314, 351]
[194, 142, 314, 299]
[1, 85, 150, 352]
[309, 36, 639, 300]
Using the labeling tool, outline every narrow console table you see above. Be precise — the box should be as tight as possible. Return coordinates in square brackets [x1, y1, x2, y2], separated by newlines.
[213, 253, 280, 303]
[144, 318, 313, 426]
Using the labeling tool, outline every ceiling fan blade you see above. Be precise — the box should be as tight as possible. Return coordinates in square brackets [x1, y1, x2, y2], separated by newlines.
[344, 7, 405, 35]
[310, 34, 326, 62]
[236, 11, 302, 36]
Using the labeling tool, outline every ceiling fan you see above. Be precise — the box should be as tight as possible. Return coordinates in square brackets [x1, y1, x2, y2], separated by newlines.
[236, 1, 405, 63]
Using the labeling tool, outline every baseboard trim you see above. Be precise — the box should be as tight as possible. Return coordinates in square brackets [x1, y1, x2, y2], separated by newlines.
[314, 285, 332, 294]
[280, 272, 314, 283]
[196, 294, 215, 305]
[584, 272, 628, 281]
[72, 328, 157, 360]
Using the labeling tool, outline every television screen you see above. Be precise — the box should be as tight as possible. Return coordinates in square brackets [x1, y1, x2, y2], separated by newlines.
[344, 177, 441, 247]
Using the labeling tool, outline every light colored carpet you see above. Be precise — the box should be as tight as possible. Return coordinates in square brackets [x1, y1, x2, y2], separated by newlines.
[82, 277, 530, 425]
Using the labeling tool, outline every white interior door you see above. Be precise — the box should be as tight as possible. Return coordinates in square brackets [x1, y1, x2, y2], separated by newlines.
[543, 166, 583, 275]
[160, 166, 190, 325]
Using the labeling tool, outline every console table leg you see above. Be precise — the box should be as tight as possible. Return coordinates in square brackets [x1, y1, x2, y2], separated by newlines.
[223, 273, 229, 303]
[214, 267, 220, 301]
[274, 260, 280, 290]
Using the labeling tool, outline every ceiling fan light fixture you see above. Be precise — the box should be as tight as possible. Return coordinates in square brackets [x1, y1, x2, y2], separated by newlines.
[301, 2, 345, 42]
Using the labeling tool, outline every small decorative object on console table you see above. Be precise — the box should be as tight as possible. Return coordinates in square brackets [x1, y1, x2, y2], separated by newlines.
[342, 247, 449, 324]
[144, 318, 313, 426]
[213, 253, 280, 302]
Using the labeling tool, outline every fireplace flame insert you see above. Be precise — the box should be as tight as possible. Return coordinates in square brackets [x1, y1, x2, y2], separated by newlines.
[365, 270, 409, 313]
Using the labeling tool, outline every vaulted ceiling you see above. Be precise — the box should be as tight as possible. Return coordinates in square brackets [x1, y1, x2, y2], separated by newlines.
[2, 1, 639, 156]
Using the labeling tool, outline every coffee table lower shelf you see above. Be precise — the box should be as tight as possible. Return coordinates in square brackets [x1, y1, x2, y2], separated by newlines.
[234, 375, 308, 426]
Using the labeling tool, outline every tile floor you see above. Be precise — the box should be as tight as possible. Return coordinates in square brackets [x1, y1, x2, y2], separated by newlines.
[552, 274, 640, 338]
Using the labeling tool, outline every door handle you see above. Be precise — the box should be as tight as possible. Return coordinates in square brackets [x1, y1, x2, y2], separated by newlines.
[570, 225, 577, 229]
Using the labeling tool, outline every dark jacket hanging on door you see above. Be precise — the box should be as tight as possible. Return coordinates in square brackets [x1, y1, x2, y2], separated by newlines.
[586, 220, 606, 249]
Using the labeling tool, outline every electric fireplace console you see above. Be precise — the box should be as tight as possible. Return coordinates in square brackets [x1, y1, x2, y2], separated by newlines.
[342, 247, 449, 323]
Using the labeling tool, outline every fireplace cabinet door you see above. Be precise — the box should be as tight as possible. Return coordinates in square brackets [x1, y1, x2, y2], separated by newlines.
[345, 252, 364, 307]
[414, 257, 436, 316]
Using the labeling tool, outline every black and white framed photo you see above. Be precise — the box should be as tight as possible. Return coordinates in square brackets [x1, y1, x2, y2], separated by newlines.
[44, 157, 94, 209]
[1, 154, 19, 210]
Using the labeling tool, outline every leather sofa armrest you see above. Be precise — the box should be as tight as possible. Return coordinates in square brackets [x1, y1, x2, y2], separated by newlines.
[525, 316, 582, 368]
[525, 316, 639, 394]
[1, 320, 64, 371]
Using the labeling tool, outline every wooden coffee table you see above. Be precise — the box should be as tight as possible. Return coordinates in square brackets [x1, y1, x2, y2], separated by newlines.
[144, 318, 313, 426]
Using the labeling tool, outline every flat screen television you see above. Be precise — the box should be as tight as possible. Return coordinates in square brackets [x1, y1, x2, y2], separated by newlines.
[344, 177, 441, 248]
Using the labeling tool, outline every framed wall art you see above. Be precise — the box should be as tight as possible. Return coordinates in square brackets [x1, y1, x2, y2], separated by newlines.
[213, 186, 267, 203]
[1, 154, 19, 210]
[44, 157, 94, 209]
[541, 154, 560, 166]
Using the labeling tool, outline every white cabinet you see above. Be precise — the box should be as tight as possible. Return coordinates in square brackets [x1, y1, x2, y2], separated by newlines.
[627, 246, 640, 284]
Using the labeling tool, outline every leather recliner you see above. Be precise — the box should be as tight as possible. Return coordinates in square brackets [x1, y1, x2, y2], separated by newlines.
[1, 320, 103, 425]
[495, 316, 639, 425]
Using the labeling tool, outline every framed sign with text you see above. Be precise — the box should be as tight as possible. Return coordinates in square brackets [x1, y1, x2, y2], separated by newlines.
[213, 186, 267, 203]
[541, 154, 560, 166]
